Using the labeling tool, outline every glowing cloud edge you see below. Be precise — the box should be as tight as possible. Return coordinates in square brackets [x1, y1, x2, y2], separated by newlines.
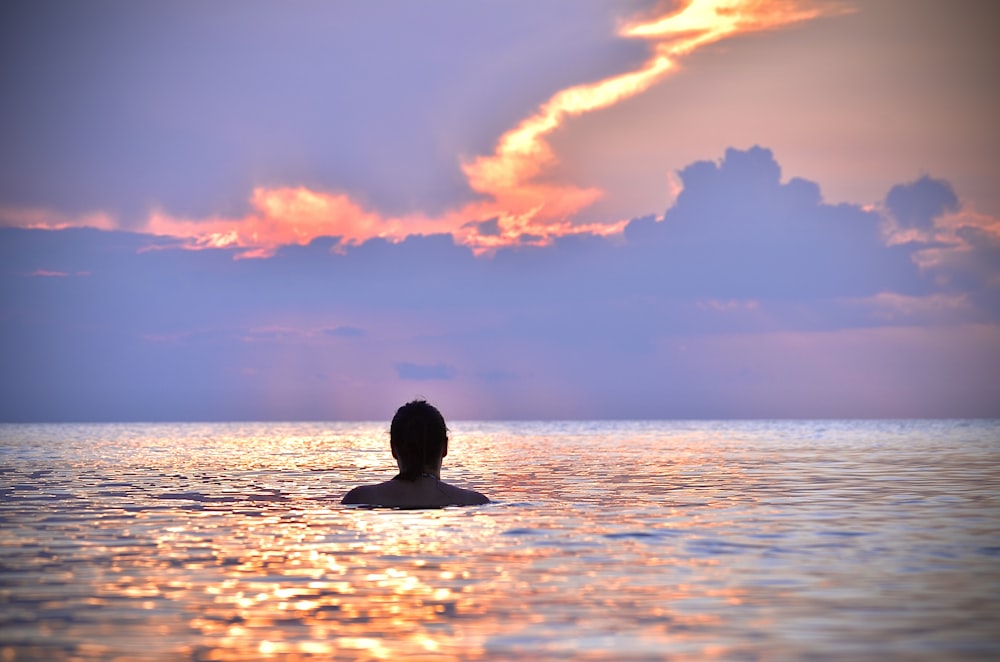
[4, 0, 847, 258]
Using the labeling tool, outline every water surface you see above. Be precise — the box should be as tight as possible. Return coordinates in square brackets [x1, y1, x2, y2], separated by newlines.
[1, 420, 998, 660]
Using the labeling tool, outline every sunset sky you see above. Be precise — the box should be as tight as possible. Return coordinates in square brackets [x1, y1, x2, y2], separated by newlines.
[2, 0, 998, 421]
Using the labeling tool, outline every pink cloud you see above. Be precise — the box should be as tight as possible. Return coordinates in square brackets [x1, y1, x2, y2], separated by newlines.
[0, 206, 115, 232]
[845, 292, 973, 324]
[4, 1, 842, 258]
[26, 270, 91, 278]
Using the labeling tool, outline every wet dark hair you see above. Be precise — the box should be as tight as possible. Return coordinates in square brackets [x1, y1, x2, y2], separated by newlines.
[391, 400, 448, 481]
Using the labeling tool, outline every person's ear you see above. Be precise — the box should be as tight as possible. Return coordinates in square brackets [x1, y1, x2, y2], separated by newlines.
[391, 445, 398, 459]
[442, 439, 448, 458]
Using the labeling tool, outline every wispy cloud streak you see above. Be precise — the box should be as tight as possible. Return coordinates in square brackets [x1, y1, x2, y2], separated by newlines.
[9, 0, 840, 257]
[460, 0, 837, 248]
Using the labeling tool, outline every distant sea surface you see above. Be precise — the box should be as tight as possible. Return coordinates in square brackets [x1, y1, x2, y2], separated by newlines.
[1, 420, 998, 660]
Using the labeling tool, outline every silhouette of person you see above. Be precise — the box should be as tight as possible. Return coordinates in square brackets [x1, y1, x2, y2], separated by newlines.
[342, 400, 489, 508]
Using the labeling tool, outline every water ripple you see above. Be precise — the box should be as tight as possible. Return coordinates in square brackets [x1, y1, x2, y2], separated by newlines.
[1, 420, 998, 660]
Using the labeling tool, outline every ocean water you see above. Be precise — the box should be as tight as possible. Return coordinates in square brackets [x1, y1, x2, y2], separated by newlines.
[1, 420, 998, 661]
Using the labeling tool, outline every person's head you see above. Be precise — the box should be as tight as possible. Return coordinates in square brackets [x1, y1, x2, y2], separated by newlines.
[390, 400, 448, 480]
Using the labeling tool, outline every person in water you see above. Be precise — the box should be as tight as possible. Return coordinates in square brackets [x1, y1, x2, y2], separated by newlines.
[342, 400, 489, 508]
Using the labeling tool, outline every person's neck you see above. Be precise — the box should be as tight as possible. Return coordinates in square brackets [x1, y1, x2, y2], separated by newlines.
[395, 463, 442, 481]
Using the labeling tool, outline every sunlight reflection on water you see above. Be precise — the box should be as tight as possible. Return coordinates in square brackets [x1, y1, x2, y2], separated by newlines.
[1, 420, 999, 660]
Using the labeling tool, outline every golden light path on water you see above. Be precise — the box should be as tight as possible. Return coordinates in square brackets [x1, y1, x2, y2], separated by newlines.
[2, 420, 999, 660]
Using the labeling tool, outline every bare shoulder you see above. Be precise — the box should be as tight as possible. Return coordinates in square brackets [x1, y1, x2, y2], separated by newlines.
[341, 483, 390, 505]
[342, 479, 488, 507]
[340, 485, 367, 504]
[438, 482, 490, 506]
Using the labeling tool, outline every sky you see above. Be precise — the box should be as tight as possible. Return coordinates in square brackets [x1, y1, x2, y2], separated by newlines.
[1, 0, 998, 421]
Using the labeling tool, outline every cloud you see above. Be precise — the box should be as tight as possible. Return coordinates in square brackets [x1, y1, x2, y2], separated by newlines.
[923, 217, 1000, 318]
[0, 0, 841, 257]
[26, 269, 90, 278]
[324, 326, 367, 339]
[622, 146, 928, 300]
[881, 179, 1000, 316]
[455, 0, 841, 247]
[886, 175, 960, 230]
[0, 205, 115, 231]
[2, 146, 998, 420]
[394, 363, 457, 381]
[462, 218, 501, 237]
[145, 187, 412, 257]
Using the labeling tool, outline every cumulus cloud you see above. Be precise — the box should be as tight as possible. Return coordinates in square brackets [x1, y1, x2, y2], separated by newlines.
[2, 147, 998, 420]
[885, 175, 960, 230]
[623, 146, 928, 299]
[459, 0, 837, 245]
[880, 177, 1000, 316]
[1, 1, 841, 257]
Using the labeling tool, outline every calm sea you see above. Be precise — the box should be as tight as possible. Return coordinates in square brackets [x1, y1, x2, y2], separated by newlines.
[1, 420, 998, 660]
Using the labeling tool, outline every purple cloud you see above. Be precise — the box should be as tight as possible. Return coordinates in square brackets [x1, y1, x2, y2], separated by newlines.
[324, 326, 367, 339]
[886, 176, 960, 230]
[395, 363, 457, 381]
[1, 147, 997, 421]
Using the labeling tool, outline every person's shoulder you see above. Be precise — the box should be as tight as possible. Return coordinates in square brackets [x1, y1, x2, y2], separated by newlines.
[342, 483, 383, 505]
[440, 482, 489, 506]
[340, 485, 365, 504]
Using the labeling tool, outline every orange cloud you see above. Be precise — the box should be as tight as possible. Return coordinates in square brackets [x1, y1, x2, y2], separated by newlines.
[26, 270, 90, 278]
[0, 205, 116, 232]
[10, 1, 839, 257]
[896, 205, 1000, 277]
[458, 0, 838, 244]
[145, 188, 429, 258]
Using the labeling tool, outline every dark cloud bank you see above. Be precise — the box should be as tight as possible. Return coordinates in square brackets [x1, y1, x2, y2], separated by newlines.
[2, 148, 998, 421]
